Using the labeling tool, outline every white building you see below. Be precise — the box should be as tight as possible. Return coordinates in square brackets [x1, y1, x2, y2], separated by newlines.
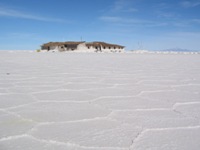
[41, 41, 125, 53]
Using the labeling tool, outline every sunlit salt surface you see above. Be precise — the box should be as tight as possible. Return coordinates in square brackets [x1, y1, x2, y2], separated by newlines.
[0, 51, 200, 150]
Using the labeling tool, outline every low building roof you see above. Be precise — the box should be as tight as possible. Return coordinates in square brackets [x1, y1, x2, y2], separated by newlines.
[41, 41, 124, 48]
[86, 42, 124, 48]
[41, 41, 85, 47]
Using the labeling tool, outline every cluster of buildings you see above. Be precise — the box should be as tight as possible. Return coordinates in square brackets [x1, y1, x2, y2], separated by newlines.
[41, 41, 125, 53]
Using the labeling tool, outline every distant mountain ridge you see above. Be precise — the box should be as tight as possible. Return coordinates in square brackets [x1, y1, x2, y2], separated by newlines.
[129, 48, 200, 54]
[162, 48, 199, 52]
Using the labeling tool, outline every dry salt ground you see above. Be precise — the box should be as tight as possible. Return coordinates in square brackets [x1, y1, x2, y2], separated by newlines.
[0, 51, 200, 150]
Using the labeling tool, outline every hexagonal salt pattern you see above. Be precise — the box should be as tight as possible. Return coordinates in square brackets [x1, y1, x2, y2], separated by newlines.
[0, 51, 200, 150]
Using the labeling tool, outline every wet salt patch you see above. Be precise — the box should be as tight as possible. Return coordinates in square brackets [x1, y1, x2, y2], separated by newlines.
[0, 112, 35, 139]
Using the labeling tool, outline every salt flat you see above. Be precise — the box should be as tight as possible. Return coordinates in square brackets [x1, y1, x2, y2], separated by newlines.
[0, 51, 200, 150]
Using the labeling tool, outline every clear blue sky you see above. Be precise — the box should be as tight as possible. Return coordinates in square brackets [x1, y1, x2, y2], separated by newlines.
[0, 0, 200, 51]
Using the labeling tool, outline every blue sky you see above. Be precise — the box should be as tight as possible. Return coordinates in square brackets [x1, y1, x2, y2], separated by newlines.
[0, 0, 200, 51]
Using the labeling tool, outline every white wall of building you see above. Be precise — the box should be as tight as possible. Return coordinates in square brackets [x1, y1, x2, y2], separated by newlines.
[76, 43, 94, 52]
